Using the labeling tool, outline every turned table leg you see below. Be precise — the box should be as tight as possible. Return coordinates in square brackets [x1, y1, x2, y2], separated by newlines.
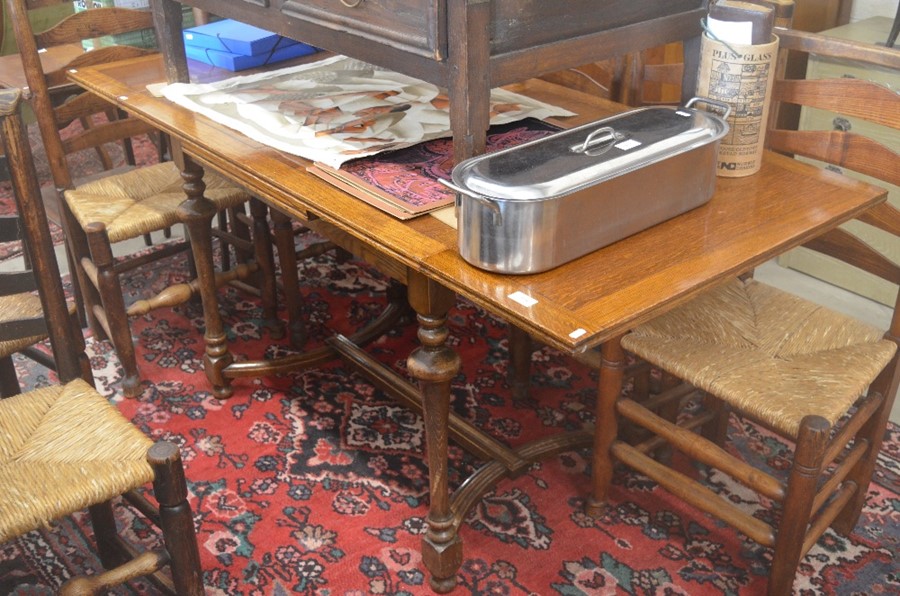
[405, 272, 462, 593]
[177, 157, 235, 398]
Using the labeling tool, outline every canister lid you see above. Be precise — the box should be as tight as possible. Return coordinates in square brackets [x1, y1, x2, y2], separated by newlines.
[451, 105, 728, 201]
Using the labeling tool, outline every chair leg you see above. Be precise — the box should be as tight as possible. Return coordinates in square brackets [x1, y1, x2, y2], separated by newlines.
[250, 199, 283, 340]
[769, 416, 830, 596]
[121, 131, 137, 168]
[61, 201, 105, 338]
[630, 360, 650, 401]
[834, 374, 897, 533]
[217, 210, 232, 272]
[0, 355, 21, 397]
[62, 241, 89, 329]
[85, 222, 142, 397]
[700, 391, 730, 447]
[588, 336, 627, 516]
[39, 230, 91, 331]
[156, 132, 170, 164]
[272, 209, 307, 348]
[87, 500, 129, 570]
[507, 324, 532, 401]
[651, 372, 683, 463]
[618, 360, 651, 446]
[230, 204, 254, 265]
[148, 441, 204, 596]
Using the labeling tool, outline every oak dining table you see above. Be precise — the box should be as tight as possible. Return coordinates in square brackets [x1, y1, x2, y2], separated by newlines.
[67, 50, 887, 592]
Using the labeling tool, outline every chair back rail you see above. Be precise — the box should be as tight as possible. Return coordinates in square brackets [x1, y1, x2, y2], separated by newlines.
[34, 7, 155, 47]
[18, 0, 65, 9]
[0, 270, 35, 294]
[64, 116, 156, 154]
[51, 88, 159, 150]
[860, 199, 900, 237]
[611, 25, 900, 595]
[45, 45, 156, 88]
[0, 88, 89, 384]
[7, 0, 160, 191]
[618, 49, 685, 106]
[774, 77, 900, 127]
[803, 224, 900, 286]
[777, 27, 900, 69]
[768, 127, 900, 186]
[766, 27, 900, 332]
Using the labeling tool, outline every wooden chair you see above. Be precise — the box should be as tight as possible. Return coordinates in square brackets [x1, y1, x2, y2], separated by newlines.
[538, 40, 694, 108]
[0, 219, 53, 397]
[0, 211, 72, 397]
[536, 59, 625, 100]
[888, 0, 900, 48]
[0, 87, 203, 595]
[7, 0, 261, 397]
[593, 29, 900, 596]
[616, 44, 684, 107]
[612, 3, 801, 136]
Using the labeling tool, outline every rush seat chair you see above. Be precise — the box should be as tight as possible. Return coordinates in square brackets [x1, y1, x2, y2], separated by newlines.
[0, 216, 65, 397]
[0, 87, 203, 595]
[593, 28, 900, 596]
[7, 0, 258, 397]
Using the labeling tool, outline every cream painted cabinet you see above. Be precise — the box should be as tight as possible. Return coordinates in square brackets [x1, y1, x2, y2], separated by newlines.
[777, 16, 900, 306]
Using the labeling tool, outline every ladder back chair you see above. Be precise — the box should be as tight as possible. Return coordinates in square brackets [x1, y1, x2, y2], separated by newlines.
[0, 87, 203, 595]
[613, 1, 795, 108]
[616, 43, 685, 107]
[0, 209, 73, 397]
[7, 0, 264, 397]
[537, 41, 692, 109]
[0, 237, 75, 398]
[594, 28, 900, 596]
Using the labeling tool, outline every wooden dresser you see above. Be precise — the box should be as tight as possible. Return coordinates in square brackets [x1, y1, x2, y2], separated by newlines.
[151, 0, 708, 162]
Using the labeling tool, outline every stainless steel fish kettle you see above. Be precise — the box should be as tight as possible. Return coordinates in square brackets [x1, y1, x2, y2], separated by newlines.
[443, 97, 731, 274]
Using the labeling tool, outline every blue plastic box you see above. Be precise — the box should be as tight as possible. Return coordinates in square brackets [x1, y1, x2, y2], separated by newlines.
[185, 40, 319, 71]
[183, 19, 298, 56]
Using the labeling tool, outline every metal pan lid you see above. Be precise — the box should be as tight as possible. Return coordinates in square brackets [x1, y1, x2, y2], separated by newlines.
[450, 99, 730, 202]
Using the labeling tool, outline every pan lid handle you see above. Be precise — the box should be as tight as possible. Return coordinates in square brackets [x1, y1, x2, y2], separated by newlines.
[570, 126, 627, 156]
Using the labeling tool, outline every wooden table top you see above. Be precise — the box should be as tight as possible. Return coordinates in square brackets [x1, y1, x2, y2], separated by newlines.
[68, 54, 888, 355]
[0, 43, 85, 90]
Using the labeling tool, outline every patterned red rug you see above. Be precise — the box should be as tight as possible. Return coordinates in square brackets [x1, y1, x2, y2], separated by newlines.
[1, 238, 898, 595]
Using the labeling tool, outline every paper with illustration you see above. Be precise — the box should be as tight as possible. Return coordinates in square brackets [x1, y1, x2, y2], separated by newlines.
[161, 55, 575, 168]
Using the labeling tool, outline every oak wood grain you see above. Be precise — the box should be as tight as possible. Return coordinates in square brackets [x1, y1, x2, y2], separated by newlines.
[69, 54, 888, 358]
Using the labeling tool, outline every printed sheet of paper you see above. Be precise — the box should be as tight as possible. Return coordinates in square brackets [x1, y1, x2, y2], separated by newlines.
[161, 55, 575, 168]
[306, 118, 561, 220]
